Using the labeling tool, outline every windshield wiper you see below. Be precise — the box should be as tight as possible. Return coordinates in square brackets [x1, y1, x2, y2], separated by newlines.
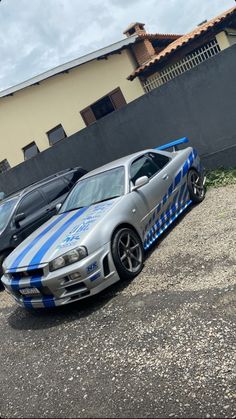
[91, 196, 120, 205]
[60, 206, 84, 213]
[61, 196, 120, 213]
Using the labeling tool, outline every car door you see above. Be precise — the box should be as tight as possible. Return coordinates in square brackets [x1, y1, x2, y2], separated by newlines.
[129, 152, 173, 237]
[149, 151, 188, 215]
[13, 190, 49, 244]
[40, 178, 70, 218]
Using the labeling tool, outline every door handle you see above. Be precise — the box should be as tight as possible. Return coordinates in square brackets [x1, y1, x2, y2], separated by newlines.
[162, 174, 169, 180]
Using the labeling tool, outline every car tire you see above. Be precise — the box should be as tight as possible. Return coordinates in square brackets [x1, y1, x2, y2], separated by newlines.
[187, 169, 206, 204]
[111, 228, 144, 281]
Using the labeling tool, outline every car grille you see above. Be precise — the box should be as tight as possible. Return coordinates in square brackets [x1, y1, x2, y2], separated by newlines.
[10, 268, 44, 279]
[64, 281, 87, 293]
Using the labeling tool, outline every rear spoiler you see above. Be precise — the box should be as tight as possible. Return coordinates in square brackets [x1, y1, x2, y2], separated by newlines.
[155, 137, 189, 152]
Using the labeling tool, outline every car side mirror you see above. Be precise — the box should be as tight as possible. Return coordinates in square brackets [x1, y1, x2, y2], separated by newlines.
[56, 203, 62, 213]
[132, 176, 149, 191]
[14, 213, 25, 226]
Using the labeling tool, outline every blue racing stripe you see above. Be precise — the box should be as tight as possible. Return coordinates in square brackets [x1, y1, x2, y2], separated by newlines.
[178, 183, 186, 202]
[30, 275, 42, 288]
[23, 297, 33, 309]
[193, 148, 198, 159]
[156, 203, 161, 214]
[29, 207, 88, 268]
[182, 160, 189, 177]
[168, 183, 173, 196]
[42, 296, 55, 308]
[10, 276, 21, 292]
[174, 171, 181, 188]
[189, 152, 193, 166]
[162, 194, 167, 205]
[9, 212, 69, 271]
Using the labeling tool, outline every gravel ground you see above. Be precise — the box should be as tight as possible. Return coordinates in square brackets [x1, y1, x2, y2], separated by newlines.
[0, 185, 235, 418]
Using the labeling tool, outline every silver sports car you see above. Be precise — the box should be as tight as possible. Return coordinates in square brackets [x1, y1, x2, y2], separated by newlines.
[2, 137, 205, 309]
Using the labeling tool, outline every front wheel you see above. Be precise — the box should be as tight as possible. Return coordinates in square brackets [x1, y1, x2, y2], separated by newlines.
[187, 169, 206, 203]
[111, 228, 144, 281]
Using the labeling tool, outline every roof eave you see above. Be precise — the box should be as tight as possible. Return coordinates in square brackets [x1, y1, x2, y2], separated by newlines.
[0, 35, 138, 98]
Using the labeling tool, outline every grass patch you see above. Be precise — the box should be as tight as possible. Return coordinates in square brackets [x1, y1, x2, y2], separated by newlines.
[205, 168, 236, 188]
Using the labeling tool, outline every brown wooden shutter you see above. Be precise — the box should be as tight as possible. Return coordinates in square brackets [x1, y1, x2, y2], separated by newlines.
[80, 106, 96, 126]
[109, 88, 127, 110]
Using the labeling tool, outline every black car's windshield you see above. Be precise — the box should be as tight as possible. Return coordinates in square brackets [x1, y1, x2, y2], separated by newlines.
[0, 197, 18, 231]
[60, 167, 125, 213]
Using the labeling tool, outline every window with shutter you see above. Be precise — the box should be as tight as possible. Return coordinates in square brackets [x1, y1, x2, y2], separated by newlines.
[23, 142, 39, 160]
[109, 88, 126, 109]
[81, 107, 96, 126]
[80, 87, 127, 126]
[47, 124, 67, 146]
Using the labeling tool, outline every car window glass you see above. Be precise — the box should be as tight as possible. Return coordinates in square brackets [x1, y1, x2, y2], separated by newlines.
[61, 167, 125, 211]
[41, 179, 69, 203]
[148, 152, 170, 170]
[17, 191, 44, 217]
[130, 156, 158, 184]
[0, 197, 18, 230]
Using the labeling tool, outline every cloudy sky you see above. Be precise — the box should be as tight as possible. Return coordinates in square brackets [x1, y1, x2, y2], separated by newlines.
[0, 0, 234, 91]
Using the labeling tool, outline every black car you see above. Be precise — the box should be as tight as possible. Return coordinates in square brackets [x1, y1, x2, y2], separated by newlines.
[0, 167, 87, 279]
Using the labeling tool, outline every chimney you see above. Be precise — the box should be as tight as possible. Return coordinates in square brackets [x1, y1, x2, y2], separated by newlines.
[124, 22, 156, 66]
[123, 22, 146, 37]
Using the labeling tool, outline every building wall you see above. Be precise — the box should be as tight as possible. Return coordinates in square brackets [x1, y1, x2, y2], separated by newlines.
[216, 31, 231, 49]
[0, 44, 235, 196]
[0, 49, 144, 167]
[216, 29, 236, 48]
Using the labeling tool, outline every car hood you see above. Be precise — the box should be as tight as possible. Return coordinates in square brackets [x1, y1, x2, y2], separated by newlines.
[6, 198, 121, 271]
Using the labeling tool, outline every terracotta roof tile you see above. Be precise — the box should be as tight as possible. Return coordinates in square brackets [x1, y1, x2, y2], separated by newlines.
[138, 33, 182, 41]
[130, 5, 236, 79]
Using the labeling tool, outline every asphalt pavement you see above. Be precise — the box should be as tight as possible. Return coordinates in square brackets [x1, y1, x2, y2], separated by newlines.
[0, 185, 235, 418]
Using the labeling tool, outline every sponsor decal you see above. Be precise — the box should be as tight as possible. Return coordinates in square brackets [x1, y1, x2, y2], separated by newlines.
[90, 272, 101, 282]
[58, 202, 114, 249]
[86, 261, 98, 273]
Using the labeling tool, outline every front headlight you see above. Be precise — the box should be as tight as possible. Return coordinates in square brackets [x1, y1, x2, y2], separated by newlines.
[49, 247, 88, 272]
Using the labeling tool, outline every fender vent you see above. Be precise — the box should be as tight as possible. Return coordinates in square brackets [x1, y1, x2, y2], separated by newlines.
[103, 255, 110, 277]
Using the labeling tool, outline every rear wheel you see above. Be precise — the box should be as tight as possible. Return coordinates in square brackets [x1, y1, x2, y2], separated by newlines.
[187, 169, 206, 203]
[111, 228, 144, 281]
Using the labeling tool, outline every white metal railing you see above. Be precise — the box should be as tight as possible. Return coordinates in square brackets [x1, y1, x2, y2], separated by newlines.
[143, 39, 221, 93]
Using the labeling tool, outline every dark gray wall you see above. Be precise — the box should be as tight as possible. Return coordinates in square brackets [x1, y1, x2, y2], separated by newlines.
[1, 44, 236, 195]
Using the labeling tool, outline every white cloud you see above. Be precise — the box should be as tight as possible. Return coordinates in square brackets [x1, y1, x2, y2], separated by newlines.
[0, 0, 234, 91]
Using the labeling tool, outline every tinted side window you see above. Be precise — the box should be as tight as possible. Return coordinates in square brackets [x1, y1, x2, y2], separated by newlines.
[130, 156, 158, 184]
[148, 152, 170, 170]
[17, 191, 45, 216]
[41, 179, 69, 203]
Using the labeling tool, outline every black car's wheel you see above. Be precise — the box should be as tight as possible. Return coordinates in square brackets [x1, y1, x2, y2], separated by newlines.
[111, 228, 144, 281]
[187, 169, 206, 204]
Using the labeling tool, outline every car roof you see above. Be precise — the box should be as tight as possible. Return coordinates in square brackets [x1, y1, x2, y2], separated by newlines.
[80, 149, 171, 179]
[3, 167, 85, 202]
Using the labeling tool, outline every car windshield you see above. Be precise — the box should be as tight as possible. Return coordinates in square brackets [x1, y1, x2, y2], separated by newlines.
[0, 197, 18, 231]
[60, 167, 125, 212]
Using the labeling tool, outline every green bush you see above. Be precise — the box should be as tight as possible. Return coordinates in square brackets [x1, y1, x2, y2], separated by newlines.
[205, 168, 236, 188]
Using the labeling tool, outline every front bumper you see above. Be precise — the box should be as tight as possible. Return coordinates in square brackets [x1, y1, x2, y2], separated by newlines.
[2, 243, 120, 308]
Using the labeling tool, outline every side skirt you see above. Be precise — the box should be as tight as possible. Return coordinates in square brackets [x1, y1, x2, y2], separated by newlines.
[144, 199, 192, 250]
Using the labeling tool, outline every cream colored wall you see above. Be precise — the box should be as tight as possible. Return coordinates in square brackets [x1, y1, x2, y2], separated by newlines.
[216, 29, 236, 48]
[216, 31, 231, 50]
[0, 49, 144, 167]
